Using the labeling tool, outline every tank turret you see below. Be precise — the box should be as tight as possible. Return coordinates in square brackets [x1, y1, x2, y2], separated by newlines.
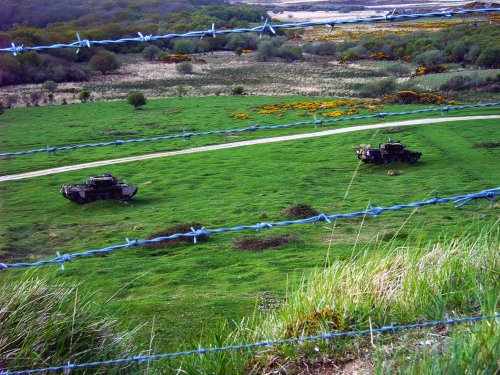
[356, 139, 422, 164]
[61, 174, 137, 204]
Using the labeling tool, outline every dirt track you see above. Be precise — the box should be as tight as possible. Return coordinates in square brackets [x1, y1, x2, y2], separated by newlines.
[1, 115, 498, 182]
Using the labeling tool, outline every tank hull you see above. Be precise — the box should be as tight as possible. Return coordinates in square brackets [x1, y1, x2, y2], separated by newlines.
[356, 140, 422, 165]
[60, 174, 137, 204]
[357, 150, 422, 164]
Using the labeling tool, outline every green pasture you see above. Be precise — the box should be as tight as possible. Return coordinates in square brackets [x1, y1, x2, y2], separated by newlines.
[1, 95, 499, 175]
[1, 97, 499, 351]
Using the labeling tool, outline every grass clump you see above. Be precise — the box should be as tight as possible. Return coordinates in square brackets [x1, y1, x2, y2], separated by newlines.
[0, 274, 136, 373]
[379, 320, 499, 374]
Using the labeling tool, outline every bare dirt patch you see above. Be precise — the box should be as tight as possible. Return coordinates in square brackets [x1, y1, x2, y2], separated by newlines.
[283, 203, 319, 218]
[233, 235, 296, 251]
[144, 222, 207, 249]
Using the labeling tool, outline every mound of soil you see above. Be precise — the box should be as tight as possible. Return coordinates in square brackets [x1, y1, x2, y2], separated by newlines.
[282, 204, 319, 219]
[144, 222, 207, 249]
[233, 235, 296, 251]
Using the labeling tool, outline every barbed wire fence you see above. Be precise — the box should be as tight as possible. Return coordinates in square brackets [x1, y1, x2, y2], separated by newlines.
[1, 7, 499, 375]
[1, 187, 497, 271]
[0, 9, 499, 55]
[1, 102, 499, 158]
[1, 314, 498, 374]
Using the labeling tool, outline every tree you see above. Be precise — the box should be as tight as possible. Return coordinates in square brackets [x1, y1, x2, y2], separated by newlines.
[476, 46, 499, 69]
[90, 50, 121, 75]
[176, 62, 193, 74]
[77, 89, 91, 103]
[127, 91, 146, 110]
[142, 45, 162, 61]
[176, 85, 188, 97]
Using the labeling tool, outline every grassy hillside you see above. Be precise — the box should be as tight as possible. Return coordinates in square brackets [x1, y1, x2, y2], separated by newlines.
[1, 97, 498, 354]
[1, 95, 498, 175]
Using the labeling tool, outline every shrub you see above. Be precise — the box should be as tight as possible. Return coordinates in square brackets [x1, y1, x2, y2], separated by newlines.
[440, 73, 486, 91]
[277, 44, 303, 62]
[387, 90, 452, 105]
[41, 80, 58, 92]
[303, 42, 337, 56]
[256, 40, 277, 62]
[142, 45, 162, 61]
[235, 47, 244, 56]
[158, 54, 191, 64]
[89, 50, 121, 75]
[0, 101, 4, 115]
[174, 39, 196, 54]
[359, 77, 397, 98]
[77, 89, 91, 103]
[413, 49, 446, 66]
[126, 91, 146, 110]
[415, 65, 448, 76]
[176, 62, 193, 75]
[176, 85, 188, 97]
[231, 86, 245, 95]
[225, 35, 247, 51]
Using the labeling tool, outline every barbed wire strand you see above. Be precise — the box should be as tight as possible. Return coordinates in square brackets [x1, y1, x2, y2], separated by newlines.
[0, 187, 497, 271]
[1, 102, 499, 157]
[1, 314, 498, 374]
[1, 8, 499, 54]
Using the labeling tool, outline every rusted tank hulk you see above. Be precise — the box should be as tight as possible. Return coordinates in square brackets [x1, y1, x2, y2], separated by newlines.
[61, 174, 137, 204]
[356, 139, 422, 164]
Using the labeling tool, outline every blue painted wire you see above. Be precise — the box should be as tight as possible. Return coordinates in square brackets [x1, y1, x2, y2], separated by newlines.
[1, 9, 499, 54]
[1, 102, 498, 157]
[0, 187, 497, 271]
[1, 314, 498, 374]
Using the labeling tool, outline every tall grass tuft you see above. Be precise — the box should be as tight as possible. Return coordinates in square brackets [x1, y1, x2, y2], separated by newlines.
[378, 320, 499, 374]
[168, 226, 498, 373]
[0, 274, 137, 373]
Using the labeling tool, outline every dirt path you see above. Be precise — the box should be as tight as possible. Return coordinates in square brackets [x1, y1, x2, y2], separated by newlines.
[1, 115, 498, 182]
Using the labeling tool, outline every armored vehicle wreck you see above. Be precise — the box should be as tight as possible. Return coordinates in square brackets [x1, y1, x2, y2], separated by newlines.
[61, 174, 137, 204]
[356, 139, 422, 164]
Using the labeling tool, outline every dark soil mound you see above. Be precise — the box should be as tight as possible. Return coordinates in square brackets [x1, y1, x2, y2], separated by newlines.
[282, 204, 319, 219]
[144, 222, 207, 249]
[233, 235, 296, 251]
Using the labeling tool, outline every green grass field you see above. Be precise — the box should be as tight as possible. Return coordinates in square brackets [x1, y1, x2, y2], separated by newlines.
[2, 95, 499, 175]
[1, 96, 499, 354]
